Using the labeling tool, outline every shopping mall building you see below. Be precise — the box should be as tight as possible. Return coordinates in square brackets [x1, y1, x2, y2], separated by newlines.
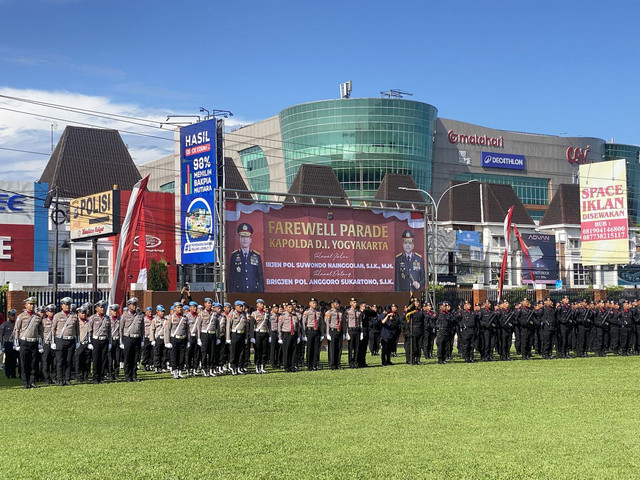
[223, 97, 639, 225]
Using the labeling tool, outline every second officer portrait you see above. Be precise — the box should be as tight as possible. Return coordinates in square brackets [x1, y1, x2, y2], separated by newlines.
[394, 229, 424, 292]
[229, 222, 265, 293]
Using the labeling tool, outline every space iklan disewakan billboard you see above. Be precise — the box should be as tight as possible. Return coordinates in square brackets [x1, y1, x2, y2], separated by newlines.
[0, 180, 48, 272]
[180, 119, 217, 265]
[225, 202, 425, 293]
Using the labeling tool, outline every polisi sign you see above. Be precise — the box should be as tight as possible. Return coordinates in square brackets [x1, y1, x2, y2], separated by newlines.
[566, 145, 590, 165]
[70, 189, 120, 241]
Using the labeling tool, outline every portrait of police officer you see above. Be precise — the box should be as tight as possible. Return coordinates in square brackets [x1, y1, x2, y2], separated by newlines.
[394, 229, 425, 292]
[229, 222, 265, 293]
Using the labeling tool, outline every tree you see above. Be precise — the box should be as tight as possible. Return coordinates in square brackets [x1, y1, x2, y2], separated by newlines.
[148, 259, 170, 291]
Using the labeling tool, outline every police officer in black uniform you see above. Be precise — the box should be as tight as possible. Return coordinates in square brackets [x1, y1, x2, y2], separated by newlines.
[228, 223, 264, 293]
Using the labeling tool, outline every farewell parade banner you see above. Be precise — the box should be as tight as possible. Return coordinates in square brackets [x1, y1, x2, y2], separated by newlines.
[579, 159, 629, 266]
[225, 203, 424, 293]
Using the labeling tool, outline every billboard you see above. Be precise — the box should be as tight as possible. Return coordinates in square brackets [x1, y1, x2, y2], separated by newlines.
[225, 203, 424, 293]
[455, 230, 484, 285]
[69, 189, 120, 241]
[481, 152, 526, 170]
[0, 181, 48, 272]
[520, 233, 558, 284]
[180, 119, 217, 265]
[110, 190, 177, 291]
[579, 159, 628, 266]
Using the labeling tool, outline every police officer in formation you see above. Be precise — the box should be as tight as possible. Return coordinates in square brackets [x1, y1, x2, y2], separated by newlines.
[3, 293, 640, 388]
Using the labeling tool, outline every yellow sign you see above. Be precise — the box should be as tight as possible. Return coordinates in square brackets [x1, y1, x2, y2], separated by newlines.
[70, 190, 120, 241]
[579, 159, 628, 266]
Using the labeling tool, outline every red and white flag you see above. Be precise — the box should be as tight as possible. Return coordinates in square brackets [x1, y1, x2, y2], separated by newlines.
[498, 206, 515, 303]
[110, 175, 149, 309]
[503, 205, 514, 253]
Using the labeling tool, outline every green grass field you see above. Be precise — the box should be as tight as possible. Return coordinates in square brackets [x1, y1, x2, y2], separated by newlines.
[2, 350, 640, 479]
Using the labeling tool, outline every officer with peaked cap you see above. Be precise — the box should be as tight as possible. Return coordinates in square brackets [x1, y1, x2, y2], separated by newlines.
[52, 297, 79, 385]
[199, 298, 218, 376]
[229, 222, 264, 293]
[89, 300, 111, 383]
[108, 304, 121, 380]
[149, 304, 168, 373]
[120, 297, 145, 382]
[75, 306, 92, 382]
[41, 304, 57, 384]
[14, 296, 43, 388]
[395, 229, 425, 292]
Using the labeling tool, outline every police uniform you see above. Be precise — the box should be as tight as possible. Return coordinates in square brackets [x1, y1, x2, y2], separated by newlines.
[325, 302, 345, 370]
[278, 305, 300, 373]
[199, 299, 218, 376]
[185, 303, 201, 375]
[302, 299, 323, 371]
[141, 309, 154, 371]
[149, 306, 169, 373]
[250, 301, 270, 374]
[228, 223, 264, 293]
[89, 301, 111, 383]
[165, 304, 189, 378]
[52, 299, 80, 386]
[120, 299, 145, 382]
[75, 307, 93, 382]
[1, 311, 17, 378]
[109, 307, 122, 380]
[41, 305, 57, 384]
[395, 230, 425, 292]
[556, 299, 574, 358]
[345, 300, 362, 368]
[226, 302, 249, 375]
[14, 298, 43, 388]
[269, 305, 281, 369]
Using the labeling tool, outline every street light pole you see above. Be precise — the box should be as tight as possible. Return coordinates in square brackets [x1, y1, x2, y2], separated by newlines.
[400, 179, 478, 302]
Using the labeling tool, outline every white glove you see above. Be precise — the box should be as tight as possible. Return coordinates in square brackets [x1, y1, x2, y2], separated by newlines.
[250, 338, 256, 344]
[197, 339, 202, 347]
[14, 345, 20, 351]
[326, 334, 331, 341]
[39, 347, 44, 354]
[303, 336, 308, 342]
[75, 342, 80, 349]
[108, 344, 112, 351]
[88, 344, 94, 350]
[151, 341, 156, 347]
[346, 333, 351, 341]
[51, 343, 56, 350]
[296, 337, 301, 344]
[187, 342, 191, 348]
[268, 336, 272, 343]
[360, 332, 364, 341]
[166, 343, 173, 349]
[140, 341, 144, 348]
[216, 338, 221, 345]
[278, 339, 283, 344]
[226, 339, 231, 345]
[119, 343, 124, 350]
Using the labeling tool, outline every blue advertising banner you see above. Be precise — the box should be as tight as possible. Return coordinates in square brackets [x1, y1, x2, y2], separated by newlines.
[180, 119, 217, 264]
[481, 151, 526, 170]
[521, 233, 557, 284]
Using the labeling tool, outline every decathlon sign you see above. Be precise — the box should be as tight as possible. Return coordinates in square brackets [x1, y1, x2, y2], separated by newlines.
[481, 152, 525, 170]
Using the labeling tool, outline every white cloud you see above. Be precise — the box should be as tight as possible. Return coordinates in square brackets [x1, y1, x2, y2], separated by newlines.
[0, 87, 257, 182]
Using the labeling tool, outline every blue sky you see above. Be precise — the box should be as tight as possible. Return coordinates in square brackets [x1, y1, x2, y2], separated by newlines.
[1, 0, 638, 180]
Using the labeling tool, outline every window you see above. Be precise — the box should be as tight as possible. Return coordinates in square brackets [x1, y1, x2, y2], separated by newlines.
[75, 250, 109, 284]
[572, 263, 590, 286]
[195, 265, 215, 283]
[568, 238, 580, 250]
[492, 236, 505, 248]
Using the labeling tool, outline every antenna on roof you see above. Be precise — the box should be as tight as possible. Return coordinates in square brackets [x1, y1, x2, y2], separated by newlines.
[380, 89, 413, 99]
[339, 81, 352, 99]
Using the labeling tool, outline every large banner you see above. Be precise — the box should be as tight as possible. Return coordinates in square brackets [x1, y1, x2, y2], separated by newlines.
[579, 159, 628, 266]
[520, 232, 557, 284]
[180, 119, 217, 265]
[0, 181, 48, 273]
[456, 230, 484, 285]
[225, 203, 424, 293]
